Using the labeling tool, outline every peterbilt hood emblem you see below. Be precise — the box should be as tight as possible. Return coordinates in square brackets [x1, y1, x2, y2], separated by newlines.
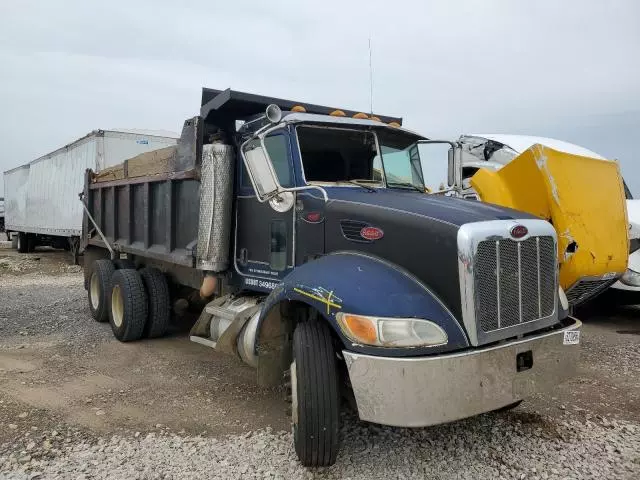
[360, 226, 384, 241]
[510, 224, 528, 239]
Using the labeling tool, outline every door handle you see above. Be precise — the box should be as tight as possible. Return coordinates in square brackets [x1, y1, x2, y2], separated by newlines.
[239, 248, 248, 266]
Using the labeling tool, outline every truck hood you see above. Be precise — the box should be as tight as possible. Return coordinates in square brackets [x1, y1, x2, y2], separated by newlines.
[322, 186, 536, 227]
[320, 186, 537, 324]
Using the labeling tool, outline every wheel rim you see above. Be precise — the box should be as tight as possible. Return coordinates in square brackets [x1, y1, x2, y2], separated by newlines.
[111, 284, 124, 328]
[290, 361, 298, 428]
[89, 273, 100, 309]
[17, 236, 21, 250]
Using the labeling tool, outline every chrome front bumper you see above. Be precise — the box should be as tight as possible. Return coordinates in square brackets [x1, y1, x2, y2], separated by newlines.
[343, 318, 581, 428]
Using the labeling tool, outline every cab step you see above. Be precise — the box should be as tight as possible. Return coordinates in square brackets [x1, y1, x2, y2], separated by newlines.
[189, 294, 263, 354]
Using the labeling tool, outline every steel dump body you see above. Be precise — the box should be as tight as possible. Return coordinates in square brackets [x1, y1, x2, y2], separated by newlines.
[84, 164, 200, 267]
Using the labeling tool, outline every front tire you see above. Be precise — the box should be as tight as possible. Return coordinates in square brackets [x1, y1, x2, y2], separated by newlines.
[109, 269, 148, 342]
[88, 259, 115, 322]
[292, 320, 340, 467]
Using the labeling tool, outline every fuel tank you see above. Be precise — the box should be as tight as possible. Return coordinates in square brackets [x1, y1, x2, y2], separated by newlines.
[470, 144, 629, 294]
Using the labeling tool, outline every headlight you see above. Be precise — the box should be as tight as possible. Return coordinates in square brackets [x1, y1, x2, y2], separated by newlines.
[336, 313, 448, 347]
[621, 268, 640, 287]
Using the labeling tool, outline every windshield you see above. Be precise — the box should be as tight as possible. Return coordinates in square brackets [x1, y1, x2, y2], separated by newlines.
[296, 125, 426, 191]
[376, 130, 426, 191]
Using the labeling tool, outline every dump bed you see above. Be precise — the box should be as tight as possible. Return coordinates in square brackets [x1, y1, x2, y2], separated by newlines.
[82, 118, 234, 277]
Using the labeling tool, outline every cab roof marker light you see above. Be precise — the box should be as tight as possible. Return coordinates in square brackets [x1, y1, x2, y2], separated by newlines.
[291, 105, 306, 113]
[330, 110, 346, 117]
[353, 112, 369, 119]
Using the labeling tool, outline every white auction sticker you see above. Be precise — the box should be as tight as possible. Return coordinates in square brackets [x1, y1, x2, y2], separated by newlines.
[563, 330, 580, 345]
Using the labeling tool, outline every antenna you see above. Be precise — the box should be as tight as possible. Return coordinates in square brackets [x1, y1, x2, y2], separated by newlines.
[368, 37, 374, 114]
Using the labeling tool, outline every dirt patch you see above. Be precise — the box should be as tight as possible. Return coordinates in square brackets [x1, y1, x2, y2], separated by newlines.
[0, 246, 80, 275]
[0, 255, 289, 446]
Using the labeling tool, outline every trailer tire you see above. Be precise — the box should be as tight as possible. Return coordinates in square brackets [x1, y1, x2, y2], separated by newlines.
[109, 269, 148, 342]
[291, 320, 340, 467]
[17, 233, 28, 253]
[26, 234, 37, 253]
[139, 267, 171, 338]
[88, 259, 115, 323]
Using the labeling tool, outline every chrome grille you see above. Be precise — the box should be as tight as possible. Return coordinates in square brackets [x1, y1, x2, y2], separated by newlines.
[474, 236, 556, 333]
[566, 278, 616, 307]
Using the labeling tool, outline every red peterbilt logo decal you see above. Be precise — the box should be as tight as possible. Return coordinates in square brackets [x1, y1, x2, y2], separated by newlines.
[360, 226, 384, 241]
[510, 225, 528, 239]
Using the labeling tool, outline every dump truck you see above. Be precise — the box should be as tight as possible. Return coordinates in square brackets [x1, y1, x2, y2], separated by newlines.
[81, 88, 581, 467]
[3, 129, 178, 262]
[451, 134, 631, 308]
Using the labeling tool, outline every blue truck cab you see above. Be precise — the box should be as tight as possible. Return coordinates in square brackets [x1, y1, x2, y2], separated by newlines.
[82, 88, 581, 467]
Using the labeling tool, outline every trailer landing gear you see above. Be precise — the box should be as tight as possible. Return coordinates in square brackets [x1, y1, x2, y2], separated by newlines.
[68, 237, 80, 265]
[17, 232, 28, 253]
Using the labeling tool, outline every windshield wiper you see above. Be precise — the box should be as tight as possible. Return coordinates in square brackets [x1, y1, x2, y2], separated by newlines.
[342, 180, 377, 192]
[387, 181, 423, 193]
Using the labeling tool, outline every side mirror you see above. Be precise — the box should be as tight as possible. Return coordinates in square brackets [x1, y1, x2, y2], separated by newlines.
[416, 140, 460, 192]
[241, 137, 280, 201]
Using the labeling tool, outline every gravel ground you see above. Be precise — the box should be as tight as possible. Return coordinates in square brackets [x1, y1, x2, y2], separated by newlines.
[1, 247, 639, 479]
[1, 413, 638, 479]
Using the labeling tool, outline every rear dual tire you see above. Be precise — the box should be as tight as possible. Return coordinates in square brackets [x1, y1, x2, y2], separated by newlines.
[88, 259, 170, 341]
[109, 268, 171, 341]
[88, 259, 115, 323]
[109, 269, 148, 342]
[139, 267, 171, 338]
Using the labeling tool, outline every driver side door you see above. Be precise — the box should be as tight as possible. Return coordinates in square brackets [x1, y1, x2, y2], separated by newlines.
[235, 130, 296, 289]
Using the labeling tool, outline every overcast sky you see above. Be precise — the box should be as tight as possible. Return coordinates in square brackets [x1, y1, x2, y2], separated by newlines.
[1, 0, 638, 196]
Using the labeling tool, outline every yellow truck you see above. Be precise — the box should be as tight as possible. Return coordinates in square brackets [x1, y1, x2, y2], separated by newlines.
[455, 134, 629, 307]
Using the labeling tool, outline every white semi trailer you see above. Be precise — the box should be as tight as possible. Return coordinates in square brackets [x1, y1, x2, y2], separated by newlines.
[3, 129, 178, 262]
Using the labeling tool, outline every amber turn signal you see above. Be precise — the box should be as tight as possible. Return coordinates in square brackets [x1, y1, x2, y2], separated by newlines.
[338, 314, 377, 344]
